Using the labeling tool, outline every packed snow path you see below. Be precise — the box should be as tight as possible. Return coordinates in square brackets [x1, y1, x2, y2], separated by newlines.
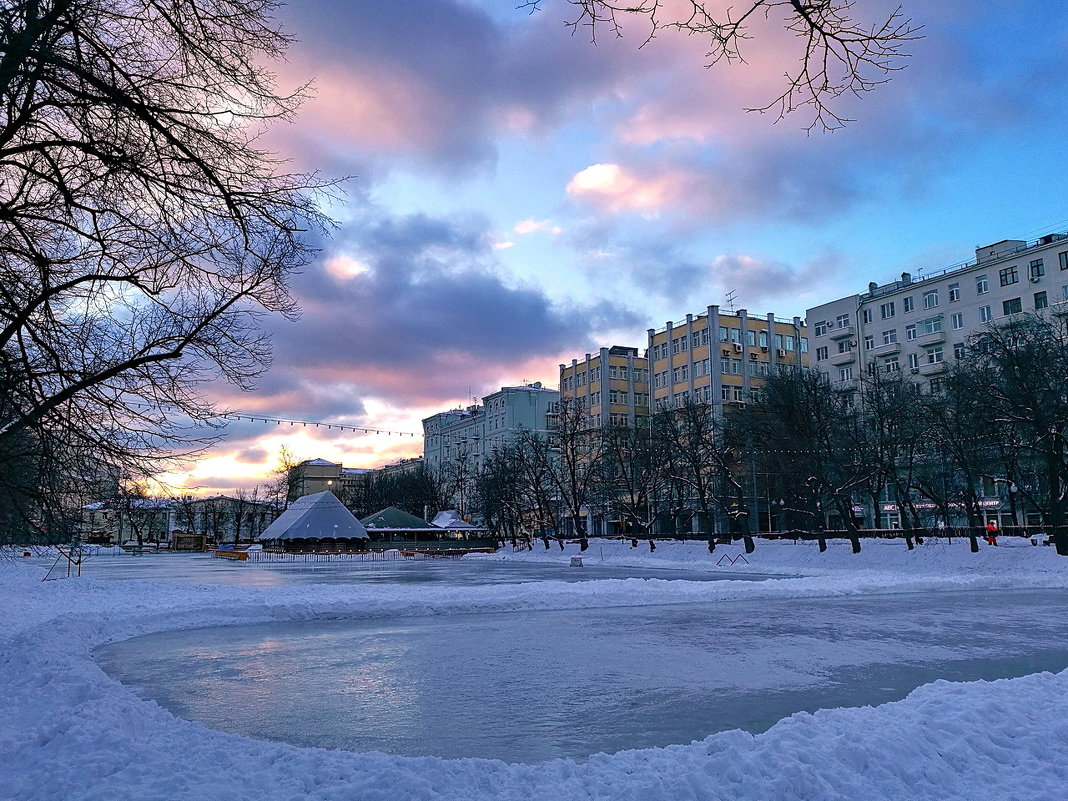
[2, 538, 1068, 800]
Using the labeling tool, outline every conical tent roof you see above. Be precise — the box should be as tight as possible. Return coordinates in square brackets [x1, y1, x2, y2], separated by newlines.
[257, 491, 368, 541]
[360, 506, 437, 531]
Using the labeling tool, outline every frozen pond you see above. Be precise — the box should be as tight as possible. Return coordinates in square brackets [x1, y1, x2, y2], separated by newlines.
[76, 552, 777, 586]
[97, 588, 1068, 762]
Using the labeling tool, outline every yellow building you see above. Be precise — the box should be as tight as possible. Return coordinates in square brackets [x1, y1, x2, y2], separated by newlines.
[647, 306, 807, 412]
[559, 345, 650, 427]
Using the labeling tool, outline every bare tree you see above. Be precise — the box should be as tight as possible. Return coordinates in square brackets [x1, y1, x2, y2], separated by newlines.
[951, 315, 1068, 555]
[265, 445, 305, 508]
[745, 366, 870, 552]
[526, 0, 922, 130]
[0, 1, 332, 540]
[594, 421, 658, 537]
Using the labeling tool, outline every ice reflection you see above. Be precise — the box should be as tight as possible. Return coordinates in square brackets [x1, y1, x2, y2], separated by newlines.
[96, 588, 1068, 763]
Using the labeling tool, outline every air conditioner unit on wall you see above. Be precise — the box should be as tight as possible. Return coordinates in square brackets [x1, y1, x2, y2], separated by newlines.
[910, 367, 920, 374]
[732, 343, 742, 352]
[776, 349, 787, 357]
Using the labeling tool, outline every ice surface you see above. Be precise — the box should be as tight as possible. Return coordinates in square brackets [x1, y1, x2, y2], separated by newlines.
[3, 538, 1068, 800]
[74, 551, 779, 586]
[96, 589, 1068, 762]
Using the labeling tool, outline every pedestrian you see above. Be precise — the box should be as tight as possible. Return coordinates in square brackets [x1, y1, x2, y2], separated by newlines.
[985, 520, 999, 546]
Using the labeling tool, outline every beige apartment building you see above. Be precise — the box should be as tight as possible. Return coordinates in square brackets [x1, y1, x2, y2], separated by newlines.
[558, 345, 650, 427]
[647, 305, 808, 413]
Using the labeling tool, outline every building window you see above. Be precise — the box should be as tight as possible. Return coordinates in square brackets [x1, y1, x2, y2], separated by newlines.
[880, 301, 895, 319]
[903, 296, 914, 313]
[863, 335, 874, 350]
[733, 388, 744, 402]
[691, 331, 701, 348]
[979, 305, 992, 323]
[800, 337, 809, 353]
[720, 358, 730, 374]
[948, 282, 960, 302]
[862, 308, 873, 324]
[926, 346, 944, 364]
[882, 329, 897, 345]
[814, 320, 827, 336]
[905, 324, 917, 341]
[721, 387, 731, 401]
[923, 317, 942, 334]
[885, 357, 900, 372]
[816, 346, 829, 360]
[835, 313, 850, 328]
[839, 367, 853, 381]
[1030, 258, 1045, 280]
[951, 312, 964, 330]
[976, 275, 989, 294]
[1003, 297, 1022, 315]
[1035, 291, 1048, 310]
[953, 342, 966, 360]
[923, 290, 939, 309]
[930, 378, 945, 394]
[719, 326, 729, 342]
[908, 352, 920, 370]
[701, 328, 710, 346]
[1000, 265, 1019, 286]
[1060, 251, 1068, 271]
[838, 340, 852, 353]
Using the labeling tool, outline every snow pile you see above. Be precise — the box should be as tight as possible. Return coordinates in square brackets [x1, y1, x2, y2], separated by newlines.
[1, 540, 1067, 800]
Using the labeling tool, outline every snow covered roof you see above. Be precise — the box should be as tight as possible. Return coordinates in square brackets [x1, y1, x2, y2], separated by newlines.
[431, 510, 484, 531]
[360, 506, 437, 531]
[257, 491, 367, 541]
[303, 458, 339, 467]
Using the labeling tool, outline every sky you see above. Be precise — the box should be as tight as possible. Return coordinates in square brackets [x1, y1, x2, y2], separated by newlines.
[167, 0, 1068, 493]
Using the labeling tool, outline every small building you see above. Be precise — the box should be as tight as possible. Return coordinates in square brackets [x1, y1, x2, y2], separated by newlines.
[360, 506, 440, 543]
[431, 509, 487, 539]
[257, 491, 369, 553]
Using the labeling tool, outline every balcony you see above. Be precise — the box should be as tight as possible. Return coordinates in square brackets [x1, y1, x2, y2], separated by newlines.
[919, 360, 946, 376]
[1051, 300, 1068, 317]
[829, 325, 856, 341]
[867, 342, 901, 357]
[829, 350, 856, 366]
[917, 330, 946, 346]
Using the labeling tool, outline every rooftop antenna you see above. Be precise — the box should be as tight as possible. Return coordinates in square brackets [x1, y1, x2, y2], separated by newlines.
[725, 289, 738, 313]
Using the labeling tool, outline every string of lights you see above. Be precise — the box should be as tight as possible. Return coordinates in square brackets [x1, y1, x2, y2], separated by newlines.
[217, 412, 420, 438]
[126, 401, 421, 437]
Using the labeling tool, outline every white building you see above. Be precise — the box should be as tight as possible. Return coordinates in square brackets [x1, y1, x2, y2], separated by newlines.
[422, 382, 560, 478]
[807, 232, 1068, 394]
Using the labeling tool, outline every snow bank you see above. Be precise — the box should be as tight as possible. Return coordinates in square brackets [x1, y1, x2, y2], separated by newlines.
[1, 539, 1067, 800]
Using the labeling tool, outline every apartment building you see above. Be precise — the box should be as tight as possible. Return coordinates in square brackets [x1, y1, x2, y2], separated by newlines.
[421, 382, 560, 476]
[807, 233, 1068, 394]
[647, 306, 808, 413]
[559, 345, 650, 427]
[292, 458, 372, 500]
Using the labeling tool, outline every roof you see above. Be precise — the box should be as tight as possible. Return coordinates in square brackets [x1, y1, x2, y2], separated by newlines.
[257, 491, 368, 541]
[431, 510, 485, 531]
[360, 506, 437, 531]
[303, 458, 339, 467]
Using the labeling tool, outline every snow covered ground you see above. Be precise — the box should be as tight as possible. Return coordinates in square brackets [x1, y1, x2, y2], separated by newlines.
[2, 538, 1068, 800]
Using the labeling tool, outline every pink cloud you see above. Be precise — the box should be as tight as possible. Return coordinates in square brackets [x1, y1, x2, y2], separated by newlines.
[567, 163, 706, 216]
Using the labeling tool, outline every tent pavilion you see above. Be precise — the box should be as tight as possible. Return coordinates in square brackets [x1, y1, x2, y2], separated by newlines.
[431, 509, 486, 539]
[257, 491, 369, 553]
[359, 506, 440, 543]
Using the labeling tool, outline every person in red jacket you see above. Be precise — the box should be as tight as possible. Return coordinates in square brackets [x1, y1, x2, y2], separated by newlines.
[985, 520, 999, 546]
